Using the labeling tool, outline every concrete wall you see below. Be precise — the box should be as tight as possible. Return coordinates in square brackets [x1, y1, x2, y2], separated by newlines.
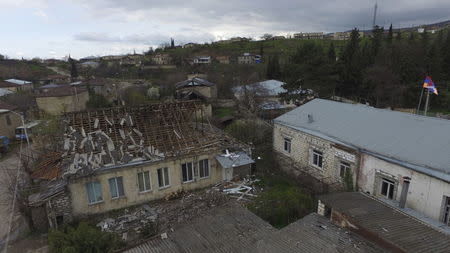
[0, 111, 22, 138]
[273, 123, 358, 186]
[36, 91, 89, 115]
[358, 153, 450, 221]
[68, 153, 223, 216]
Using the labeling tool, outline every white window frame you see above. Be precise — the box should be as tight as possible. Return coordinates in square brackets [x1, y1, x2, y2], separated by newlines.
[310, 149, 324, 169]
[157, 167, 170, 189]
[182, 162, 194, 183]
[380, 178, 395, 200]
[108, 177, 125, 199]
[137, 171, 151, 193]
[283, 138, 291, 153]
[86, 181, 103, 204]
[199, 159, 210, 179]
[339, 161, 351, 178]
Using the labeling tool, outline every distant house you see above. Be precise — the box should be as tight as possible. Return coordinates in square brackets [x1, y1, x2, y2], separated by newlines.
[274, 99, 450, 226]
[331, 31, 364, 40]
[193, 56, 211, 64]
[80, 61, 100, 68]
[151, 53, 172, 65]
[119, 55, 142, 67]
[175, 77, 217, 100]
[0, 79, 33, 92]
[35, 85, 89, 115]
[0, 101, 22, 139]
[215, 56, 230, 64]
[38, 74, 71, 85]
[237, 53, 261, 64]
[271, 35, 286, 40]
[294, 32, 324, 40]
[183, 43, 198, 48]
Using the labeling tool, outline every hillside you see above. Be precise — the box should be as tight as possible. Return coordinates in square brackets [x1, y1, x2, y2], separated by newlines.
[0, 59, 56, 82]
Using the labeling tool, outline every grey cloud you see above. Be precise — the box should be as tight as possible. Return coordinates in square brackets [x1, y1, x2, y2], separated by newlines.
[74, 32, 215, 45]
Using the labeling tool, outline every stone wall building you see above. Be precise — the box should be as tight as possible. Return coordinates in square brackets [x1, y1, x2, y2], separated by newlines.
[28, 102, 253, 226]
[0, 102, 22, 139]
[35, 85, 89, 115]
[273, 99, 450, 225]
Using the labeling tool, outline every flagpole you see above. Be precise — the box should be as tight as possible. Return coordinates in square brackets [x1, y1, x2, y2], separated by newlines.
[424, 89, 430, 116]
[416, 88, 424, 114]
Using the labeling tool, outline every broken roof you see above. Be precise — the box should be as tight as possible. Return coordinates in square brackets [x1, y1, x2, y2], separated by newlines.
[175, 77, 215, 89]
[124, 204, 383, 253]
[215, 151, 255, 169]
[274, 99, 450, 182]
[61, 101, 242, 178]
[319, 192, 450, 253]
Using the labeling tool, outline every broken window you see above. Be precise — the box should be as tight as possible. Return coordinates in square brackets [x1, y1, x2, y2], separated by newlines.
[380, 178, 395, 199]
[137, 171, 151, 192]
[5, 115, 11, 126]
[339, 161, 350, 178]
[311, 150, 323, 168]
[283, 138, 291, 153]
[442, 196, 450, 226]
[157, 167, 170, 188]
[108, 177, 125, 199]
[182, 162, 194, 182]
[86, 181, 103, 204]
[199, 159, 210, 178]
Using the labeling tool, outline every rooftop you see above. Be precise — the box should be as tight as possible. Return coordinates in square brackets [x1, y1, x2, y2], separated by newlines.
[124, 204, 383, 253]
[215, 151, 255, 169]
[35, 85, 88, 98]
[233, 80, 286, 97]
[0, 88, 14, 96]
[274, 99, 450, 182]
[175, 77, 215, 89]
[319, 192, 450, 253]
[4, 79, 32, 85]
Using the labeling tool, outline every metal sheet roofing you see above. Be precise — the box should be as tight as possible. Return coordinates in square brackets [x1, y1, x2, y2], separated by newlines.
[319, 192, 450, 253]
[215, 151, 255, 169]
[274, 98, 450, 179]
[0, 88, 13, 96]
[5, 79, 32, 85]
[175, 77, 215, 89]
[124, 204, 383, 253]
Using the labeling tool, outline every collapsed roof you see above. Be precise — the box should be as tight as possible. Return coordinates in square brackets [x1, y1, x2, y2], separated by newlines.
[55, 101, 244, 179]
[175, 77, 216, 89]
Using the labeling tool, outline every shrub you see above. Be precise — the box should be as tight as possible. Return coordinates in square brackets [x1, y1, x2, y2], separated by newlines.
[48, 222, 124, 253]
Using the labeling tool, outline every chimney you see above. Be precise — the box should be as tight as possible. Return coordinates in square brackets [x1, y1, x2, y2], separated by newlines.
[308, 114, 314, 123]
[399, 177, 411, 208]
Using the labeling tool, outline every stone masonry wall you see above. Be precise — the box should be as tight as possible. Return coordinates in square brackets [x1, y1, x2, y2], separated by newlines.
[47, 191, 73, 227]
[273, 123, 359, 190]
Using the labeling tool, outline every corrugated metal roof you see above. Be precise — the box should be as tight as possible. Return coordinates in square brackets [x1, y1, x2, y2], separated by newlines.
[274, 99, 450, 179]
[215, 151, 255, 169]
[123, 204, 383, 253]
[5, 79, 32, 85]
[319, 192, 450, 253]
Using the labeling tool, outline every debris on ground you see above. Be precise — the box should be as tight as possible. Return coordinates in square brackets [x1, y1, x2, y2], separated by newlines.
[214, 178, 260, 201]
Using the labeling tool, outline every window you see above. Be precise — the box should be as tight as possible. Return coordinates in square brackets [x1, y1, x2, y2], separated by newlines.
[339, 161, 350, 178]
[283, 138, 291, 153]
[86, 181, 103, 204]
[108, 177, 124, 199]
[380, 178, 395, 199]
[443, 196, 450, 226]
[182, 162, 194, 182]
[5, 115, 11, 126]
[199, 159, 210, 178]
[137, 171, 151, 192]
[311, 150, 323, 168]
[157, 167, 170, 188]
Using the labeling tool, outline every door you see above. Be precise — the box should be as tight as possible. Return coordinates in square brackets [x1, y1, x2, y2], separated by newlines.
[223, 167, 233, 181]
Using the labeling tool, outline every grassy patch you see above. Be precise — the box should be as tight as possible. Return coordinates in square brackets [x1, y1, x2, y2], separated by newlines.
[248, 175, 314, 228]
[213, 107, 234, 118]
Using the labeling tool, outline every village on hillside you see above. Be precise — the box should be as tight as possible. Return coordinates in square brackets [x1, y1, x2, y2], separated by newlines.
[1, 3, 450, 252]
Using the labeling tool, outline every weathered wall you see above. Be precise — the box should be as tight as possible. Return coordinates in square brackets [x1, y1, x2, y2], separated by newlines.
[0, 111, 22, 138]
[273, 123, 358, 187]
[36, 91, 89, 115]
[47, 191, 73, 227]
[177, 86, 217, 99]
[69, 153, 223, 216]
[359, 153, 450, 221]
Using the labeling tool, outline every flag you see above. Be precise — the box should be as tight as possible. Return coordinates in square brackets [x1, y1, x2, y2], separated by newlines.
[423, 76, 438, 95]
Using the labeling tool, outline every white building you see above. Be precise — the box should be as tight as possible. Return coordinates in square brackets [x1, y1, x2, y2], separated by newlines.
[273, 99, 450, 225]
[193, 56, 211, 64]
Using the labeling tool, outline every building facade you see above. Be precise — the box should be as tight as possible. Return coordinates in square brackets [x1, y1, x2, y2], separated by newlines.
[294, 32, 324, 39]
[35, 86, 89, 115]
[273, 99, 450, 226]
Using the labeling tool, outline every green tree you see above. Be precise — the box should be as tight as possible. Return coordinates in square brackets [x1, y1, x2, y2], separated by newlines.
[371, 25, 384, 60]
[337, 28, 362, 97]
[48, 222, 124, 253]
[69, 57, 78, 79]
[266, 55, 281, 79]
[86, 93, 110, 109]
[327, 43, 336, 62]
[387, 23, 394, 44]
[396, 31, 402, 41]
[170, 38, 175, 48]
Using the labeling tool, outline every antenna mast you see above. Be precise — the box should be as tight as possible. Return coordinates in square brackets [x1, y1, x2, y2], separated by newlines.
[372, 2, 378, 27]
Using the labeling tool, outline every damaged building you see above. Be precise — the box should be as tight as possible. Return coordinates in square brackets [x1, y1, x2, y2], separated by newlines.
[29, 101, 254, 228]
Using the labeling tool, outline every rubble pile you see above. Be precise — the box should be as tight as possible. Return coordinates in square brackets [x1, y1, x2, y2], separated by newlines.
[97, 204, 158, 235]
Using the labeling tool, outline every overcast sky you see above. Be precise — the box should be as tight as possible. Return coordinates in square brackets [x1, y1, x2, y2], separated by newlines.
[1, 0, 450, 59]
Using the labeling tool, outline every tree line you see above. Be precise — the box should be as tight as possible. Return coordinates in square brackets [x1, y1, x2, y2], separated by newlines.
[270, 26, 450, 111]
